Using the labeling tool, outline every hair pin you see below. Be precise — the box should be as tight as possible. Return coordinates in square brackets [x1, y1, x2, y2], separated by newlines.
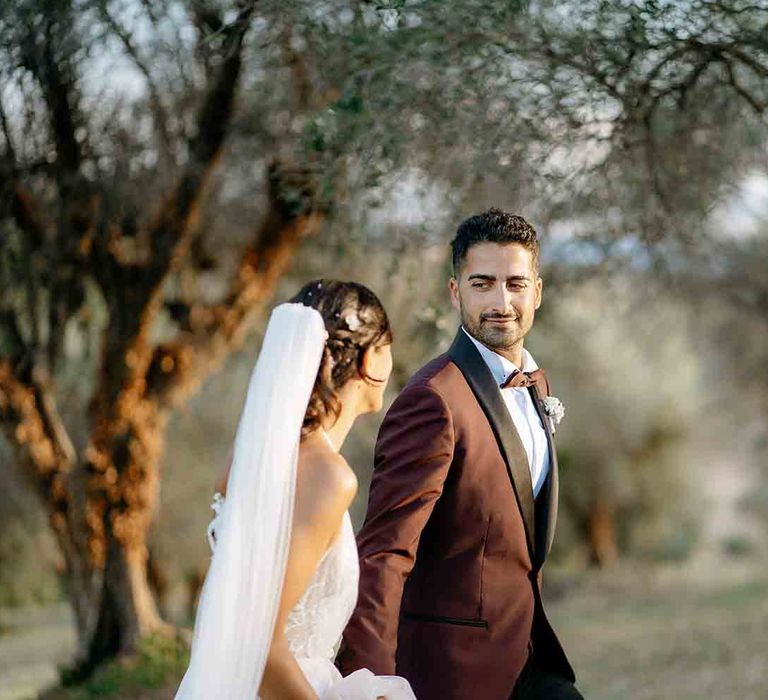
[345, 313, 362, 331]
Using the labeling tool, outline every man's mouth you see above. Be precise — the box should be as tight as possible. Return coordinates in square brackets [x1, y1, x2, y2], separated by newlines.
[483, 317, 517, 325]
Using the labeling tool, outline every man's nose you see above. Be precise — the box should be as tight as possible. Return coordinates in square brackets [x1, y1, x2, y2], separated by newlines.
[490, 286, 514, 314]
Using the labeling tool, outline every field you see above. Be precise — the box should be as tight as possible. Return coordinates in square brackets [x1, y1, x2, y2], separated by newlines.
[548, 562, 768, 700]
[1, 561, 766, 700]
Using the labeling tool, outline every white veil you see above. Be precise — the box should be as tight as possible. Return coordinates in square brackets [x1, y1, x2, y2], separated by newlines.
[175, 303, 327, 700]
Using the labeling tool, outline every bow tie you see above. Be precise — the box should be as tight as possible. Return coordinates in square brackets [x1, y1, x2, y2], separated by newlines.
[500, 367, 546, 390]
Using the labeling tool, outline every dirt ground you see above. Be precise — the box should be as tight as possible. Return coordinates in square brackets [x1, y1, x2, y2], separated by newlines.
[0, 604, 75, 700]
[546, 560, 768, 700]
[1, 560, 766, 700]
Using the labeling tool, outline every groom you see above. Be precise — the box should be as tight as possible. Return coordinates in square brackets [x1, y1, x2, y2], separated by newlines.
[337, 209, 581, 699]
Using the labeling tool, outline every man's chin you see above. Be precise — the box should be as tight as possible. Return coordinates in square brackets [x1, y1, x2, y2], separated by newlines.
[476, 327, 519, 351]
[461, 314, 522, 350]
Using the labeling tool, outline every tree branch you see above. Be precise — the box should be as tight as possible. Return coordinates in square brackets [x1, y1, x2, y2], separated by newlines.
[0, 360, 75, 515]
[146, 161, 326, 407]
[281, 25, 315, 112]
[90, 3, 255, 411]
[17, 9, 93, 373]
[637, 44, 694, 96]
[0, 309, 28, 366]
[0, 95, 17, 163]
[138, 0, 160, 26]
[718, 42, 768, 78]
[97, 2, 173, 163]
[723, 56, 766, 113]
[0, 177, 48, 356]
[19, 15, 82, 186]
[7, 182, 47, 258]
[701, 1, 768, 17]
[644, 52, 717, 117]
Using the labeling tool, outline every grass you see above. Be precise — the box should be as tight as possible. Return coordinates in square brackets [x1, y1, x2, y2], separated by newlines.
[3, 561, 766, 699]
[41, 636, 188, 700]
[546, 563, 768, 700]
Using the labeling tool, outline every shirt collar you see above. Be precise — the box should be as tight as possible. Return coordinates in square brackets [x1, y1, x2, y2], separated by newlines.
[461, 326, 538, 387]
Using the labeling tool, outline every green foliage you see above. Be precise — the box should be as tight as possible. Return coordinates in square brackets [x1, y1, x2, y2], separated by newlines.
[56, 635, 188, 698]
[534, 278, 707, 563]
[2, 0, 768, 624]
[721, 535, 758, 559]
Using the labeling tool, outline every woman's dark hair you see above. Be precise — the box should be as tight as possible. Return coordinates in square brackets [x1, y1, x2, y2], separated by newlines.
[290, 279, 392, 438]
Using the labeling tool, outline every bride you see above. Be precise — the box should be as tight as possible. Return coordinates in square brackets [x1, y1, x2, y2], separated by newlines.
[175, 280, 415, 700]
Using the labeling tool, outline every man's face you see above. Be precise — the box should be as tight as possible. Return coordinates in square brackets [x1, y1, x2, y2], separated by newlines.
[449, 242, 542, 352]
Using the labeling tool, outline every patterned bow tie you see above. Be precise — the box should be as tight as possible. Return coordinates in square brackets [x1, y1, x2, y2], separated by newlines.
[500, 367, 546, 389]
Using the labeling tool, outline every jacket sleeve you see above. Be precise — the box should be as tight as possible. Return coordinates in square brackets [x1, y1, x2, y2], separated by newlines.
[337, 382, 454, 676]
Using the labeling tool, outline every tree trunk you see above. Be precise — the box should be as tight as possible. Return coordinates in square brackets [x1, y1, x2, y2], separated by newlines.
[2, 202, 319, 674]
[588, 498, 619, 566]
[0, 362, 99, 658]
[79, 385, 172, 670]
[87, 537, 166, 666]
[53, 513, 101, 661]
[2, 1, 261, 679]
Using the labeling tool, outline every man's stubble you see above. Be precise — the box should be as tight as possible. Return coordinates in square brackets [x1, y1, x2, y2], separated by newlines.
[458, 298, 527, 354]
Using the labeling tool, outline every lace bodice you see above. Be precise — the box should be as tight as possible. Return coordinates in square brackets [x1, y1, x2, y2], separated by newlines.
[285, 511, 359, 661]
[205, 501, 413, 698]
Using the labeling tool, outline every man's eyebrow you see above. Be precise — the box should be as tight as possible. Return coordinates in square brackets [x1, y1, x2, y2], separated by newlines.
[467, 273, 496, 281]
[466, 274, 532, 282]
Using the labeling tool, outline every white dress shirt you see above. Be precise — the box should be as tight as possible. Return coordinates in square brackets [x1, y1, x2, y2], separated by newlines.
[463, 328, 551, 498]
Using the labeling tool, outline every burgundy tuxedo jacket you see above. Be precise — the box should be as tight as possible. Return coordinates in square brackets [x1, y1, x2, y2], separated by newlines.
[337, 330, 574, 699]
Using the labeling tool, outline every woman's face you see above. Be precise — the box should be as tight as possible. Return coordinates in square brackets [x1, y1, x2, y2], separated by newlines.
[360, 342, 393, 414]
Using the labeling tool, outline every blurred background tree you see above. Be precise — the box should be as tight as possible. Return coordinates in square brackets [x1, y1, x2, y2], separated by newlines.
[1, 0, 767, 688]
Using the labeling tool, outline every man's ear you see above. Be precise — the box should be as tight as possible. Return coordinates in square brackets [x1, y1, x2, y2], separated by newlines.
[449, 277, 461, 313]
[534, 276, 543, 310]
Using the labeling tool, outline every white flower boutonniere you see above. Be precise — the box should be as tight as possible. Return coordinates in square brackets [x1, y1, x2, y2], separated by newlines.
[541, 395, 565, 434]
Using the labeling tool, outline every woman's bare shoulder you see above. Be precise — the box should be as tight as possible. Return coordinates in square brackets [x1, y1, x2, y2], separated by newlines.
[297, 445, 358, 513]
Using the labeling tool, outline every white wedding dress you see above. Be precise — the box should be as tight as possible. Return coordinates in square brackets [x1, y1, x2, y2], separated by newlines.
[285, 511, 360, 696]
[207, 503, 413, 699]
[283, 440, 414, 698]
[174, 304, 414, 700]
[283, 510, 414, 698]
[281, 506, 414, 698]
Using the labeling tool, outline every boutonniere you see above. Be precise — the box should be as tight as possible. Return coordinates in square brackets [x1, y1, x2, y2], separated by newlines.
[540, 395, 565, 434]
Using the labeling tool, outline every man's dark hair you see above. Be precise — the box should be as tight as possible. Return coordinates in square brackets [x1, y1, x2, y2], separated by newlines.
[450, 208, 540, 276]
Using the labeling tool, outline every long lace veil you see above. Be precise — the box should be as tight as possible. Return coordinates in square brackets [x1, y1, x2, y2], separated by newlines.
[175, 303, 326, 699]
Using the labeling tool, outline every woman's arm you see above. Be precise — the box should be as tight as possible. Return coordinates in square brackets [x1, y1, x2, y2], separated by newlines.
[259, 449, 357, 700]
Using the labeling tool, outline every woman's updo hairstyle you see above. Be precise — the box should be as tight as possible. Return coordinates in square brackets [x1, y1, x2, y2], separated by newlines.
[291, 279, 393, 438]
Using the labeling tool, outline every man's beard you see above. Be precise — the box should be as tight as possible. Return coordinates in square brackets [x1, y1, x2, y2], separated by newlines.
[460, 304, 524, 352]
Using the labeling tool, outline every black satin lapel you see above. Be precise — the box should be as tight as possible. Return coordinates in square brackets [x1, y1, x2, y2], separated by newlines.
[529, 385, 559, 564]
[448, 331, 536, 557]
